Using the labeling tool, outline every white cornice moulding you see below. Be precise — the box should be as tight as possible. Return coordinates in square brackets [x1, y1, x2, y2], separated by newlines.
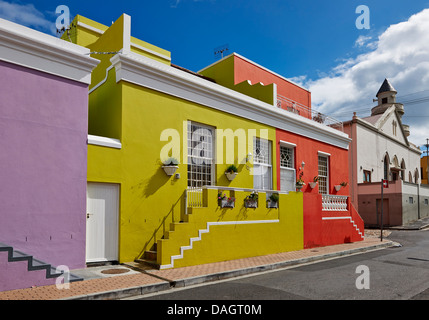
[110, 52, 351, 150]
[88, 135, 122, 149]
[0, 18, 99, 84]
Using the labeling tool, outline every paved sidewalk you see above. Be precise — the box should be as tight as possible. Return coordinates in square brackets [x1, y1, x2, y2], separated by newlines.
[0, 236, 394, 300]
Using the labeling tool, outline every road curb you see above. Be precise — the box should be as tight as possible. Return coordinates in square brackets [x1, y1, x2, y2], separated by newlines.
[64, 240, 394, 300]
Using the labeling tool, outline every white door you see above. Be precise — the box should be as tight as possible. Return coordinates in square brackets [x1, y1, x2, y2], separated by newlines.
[86, 183, 119, 263]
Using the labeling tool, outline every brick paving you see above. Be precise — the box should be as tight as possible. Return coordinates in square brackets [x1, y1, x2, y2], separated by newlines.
[0, 236, 392, 300]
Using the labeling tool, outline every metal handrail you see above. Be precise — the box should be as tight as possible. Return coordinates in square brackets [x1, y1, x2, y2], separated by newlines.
[276, 95, 344, 132]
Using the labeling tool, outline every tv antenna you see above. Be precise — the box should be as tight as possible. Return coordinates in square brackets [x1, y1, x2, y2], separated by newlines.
[214, 44, 229, 60]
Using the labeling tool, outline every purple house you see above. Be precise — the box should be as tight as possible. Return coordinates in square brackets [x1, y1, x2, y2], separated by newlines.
[0, 19, 98, 291]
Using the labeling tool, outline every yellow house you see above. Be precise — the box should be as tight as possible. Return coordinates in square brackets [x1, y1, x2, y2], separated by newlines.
[68, 13, 352, 269]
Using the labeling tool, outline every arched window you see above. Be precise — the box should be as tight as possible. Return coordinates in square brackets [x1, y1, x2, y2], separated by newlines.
[383, 154, 390, 180]
[409, 172, 413, 183]
[414, 169, 419, 184]
[400, 159, 406, 180]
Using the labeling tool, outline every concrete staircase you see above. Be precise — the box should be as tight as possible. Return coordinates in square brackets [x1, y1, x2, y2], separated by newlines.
[135, 243, 159, 269]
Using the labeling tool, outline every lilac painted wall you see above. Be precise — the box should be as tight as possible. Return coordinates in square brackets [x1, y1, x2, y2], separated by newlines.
[0, 252, 57, 291]
[0, 60, 89, 271]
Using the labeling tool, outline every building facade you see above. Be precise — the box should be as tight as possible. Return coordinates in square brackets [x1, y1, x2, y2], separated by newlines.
[66, 13, 364, 269]
[344, 79, 428, 227]
[0, 19, 98, 291]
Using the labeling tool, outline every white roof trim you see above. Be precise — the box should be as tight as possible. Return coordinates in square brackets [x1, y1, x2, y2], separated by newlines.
[88, 135, 122, 149]
[0, 18, 99, 84]
[109, 51, 351, 150]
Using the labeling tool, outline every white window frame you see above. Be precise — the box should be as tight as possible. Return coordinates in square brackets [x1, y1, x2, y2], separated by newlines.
[318, 152, 330, 195]
[253, 137, 272, 190]
[187, 121, 216, 188]
[279, 141, 296, 192]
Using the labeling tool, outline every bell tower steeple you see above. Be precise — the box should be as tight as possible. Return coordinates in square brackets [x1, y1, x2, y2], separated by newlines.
[371, 78, 404, 119]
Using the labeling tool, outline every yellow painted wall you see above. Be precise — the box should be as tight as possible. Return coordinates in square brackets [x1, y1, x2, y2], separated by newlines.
[88, 78, 279, 263]
[158, 188, 303, 268]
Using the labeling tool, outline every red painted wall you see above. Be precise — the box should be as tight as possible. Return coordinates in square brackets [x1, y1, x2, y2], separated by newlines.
[276, 129, 350, 195]
[234, 55, 312, 109]
[276, 129, 364, 247]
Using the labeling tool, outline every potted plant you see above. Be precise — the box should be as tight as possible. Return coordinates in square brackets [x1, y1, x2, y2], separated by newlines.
[296, 171, 305, 191]
[244, 191, 258, 208]
[218, 191, 235, 208]
[225, 164, 238, 181]
[162, 157, 179, 176]
[267, 193, 279, 208]
[309, 176, 319, 189]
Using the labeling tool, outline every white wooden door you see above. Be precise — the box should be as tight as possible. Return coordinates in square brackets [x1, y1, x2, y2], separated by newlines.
[86, 183, 119, 263]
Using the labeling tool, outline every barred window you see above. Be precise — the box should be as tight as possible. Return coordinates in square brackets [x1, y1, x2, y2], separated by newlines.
[318, 155, 329, 194]
[280, 146, 294, 168]
[187, 121, 215, 187]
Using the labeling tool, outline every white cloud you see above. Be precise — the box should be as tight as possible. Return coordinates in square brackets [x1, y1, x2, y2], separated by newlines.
[354, 35, 372, 48]
[300, 8, 429, 146]
[0, 1, 54, 34]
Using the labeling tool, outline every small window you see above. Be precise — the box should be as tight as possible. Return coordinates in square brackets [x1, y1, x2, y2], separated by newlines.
[363, 170, 371, 183]
[382, 97, 388, 104]
[409, 197, 414, 204]
[424, 199, 428, 205]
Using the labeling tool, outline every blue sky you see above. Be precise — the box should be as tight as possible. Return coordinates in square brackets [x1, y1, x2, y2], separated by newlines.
[1, 0, 429, 147]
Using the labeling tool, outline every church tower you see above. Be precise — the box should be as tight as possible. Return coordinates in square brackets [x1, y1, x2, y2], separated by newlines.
[371, 78, 405, 119]
[371, 79, 409, 136]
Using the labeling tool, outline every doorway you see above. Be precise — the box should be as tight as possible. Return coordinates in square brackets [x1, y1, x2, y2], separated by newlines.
[86, 183, 120, 263]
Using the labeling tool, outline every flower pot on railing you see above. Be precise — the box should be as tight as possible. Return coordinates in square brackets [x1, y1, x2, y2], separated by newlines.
[244, 200, 258, 208]
[218, 191, 235, 208]
[267, 193, 279, 208]
[244, 192, 258, 208]
[267, 200, 278, 208]
[218, 198, 235, 208]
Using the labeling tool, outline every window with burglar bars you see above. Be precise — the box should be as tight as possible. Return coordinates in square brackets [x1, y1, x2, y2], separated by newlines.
[318, 155, 329, 194]
[280, 146, 294, 168]
[187, 121, 215, 187]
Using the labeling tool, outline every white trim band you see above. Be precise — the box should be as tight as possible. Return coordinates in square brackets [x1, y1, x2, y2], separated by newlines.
[88, 135, 122, 149]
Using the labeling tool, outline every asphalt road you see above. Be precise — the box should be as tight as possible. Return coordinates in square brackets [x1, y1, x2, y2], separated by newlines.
[136, 229, 429, 301]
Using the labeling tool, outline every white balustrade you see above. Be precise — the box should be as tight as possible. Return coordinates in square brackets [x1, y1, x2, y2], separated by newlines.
[322, 195, 348, 211]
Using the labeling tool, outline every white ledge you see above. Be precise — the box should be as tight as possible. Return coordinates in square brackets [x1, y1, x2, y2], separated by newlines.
[88, 135, 122, 149]
[0, 18, 99, 84]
